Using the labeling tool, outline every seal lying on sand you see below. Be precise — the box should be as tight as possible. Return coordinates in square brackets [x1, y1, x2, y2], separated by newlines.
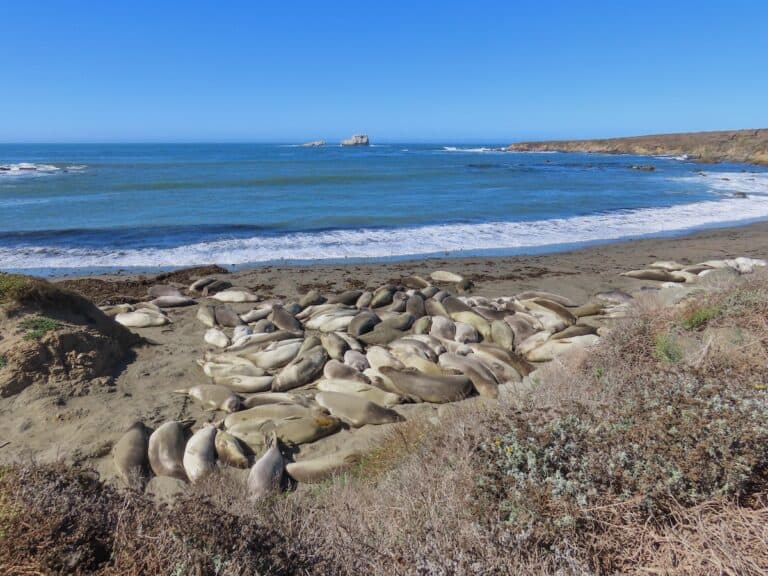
[247, 432, 284, 499]
[113, 421, 150, 488]
[380, 367, 473, 403]
[315, 391, 404, 427]
[183, 424, 218, 483]
[148, 421, 192, 481]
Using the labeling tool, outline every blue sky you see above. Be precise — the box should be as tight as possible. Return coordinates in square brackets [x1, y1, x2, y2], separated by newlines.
[2, 1, 767, 142]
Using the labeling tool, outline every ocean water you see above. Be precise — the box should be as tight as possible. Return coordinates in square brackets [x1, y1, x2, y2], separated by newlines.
[1, 143, 767, 275]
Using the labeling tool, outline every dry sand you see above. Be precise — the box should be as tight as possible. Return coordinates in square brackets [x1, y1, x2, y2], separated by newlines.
[2, 221, 768, 482]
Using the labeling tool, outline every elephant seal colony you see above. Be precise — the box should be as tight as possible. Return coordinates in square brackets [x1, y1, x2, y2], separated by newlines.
[109, 256, 766, 499]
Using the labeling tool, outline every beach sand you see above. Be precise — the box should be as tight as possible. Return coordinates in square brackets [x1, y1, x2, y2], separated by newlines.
[2, 221, 768, 482]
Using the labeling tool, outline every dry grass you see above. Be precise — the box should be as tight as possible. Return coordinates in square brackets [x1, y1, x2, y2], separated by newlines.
[2, 275, 768, 574]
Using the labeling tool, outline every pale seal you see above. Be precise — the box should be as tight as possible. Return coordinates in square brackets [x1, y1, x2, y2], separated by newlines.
[247, 432, 284, 499]
[183, 424, 218, 483]
[175, 384, 242, 413]
[148, 421, 191, 481]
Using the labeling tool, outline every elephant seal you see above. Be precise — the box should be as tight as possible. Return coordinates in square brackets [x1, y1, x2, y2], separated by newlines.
[316, 379, 402, 406]
[467, 343, 533, 378]
[380, 367, 472, 403]
[515, 291, 577, 307]
[366, 346, 405, 370]
[299, 289, 326, 308]
[355, 291, 373, 308]
[405, 293, 426, 318]
[344, 349, 369, 372]
[113, 421, 150, 487]
[316, 391, 404, 427]
[424, 298, 449, 318]
[214, 429, 250, 468]
[196, 305, 216, 327]
[148, 421, 192, 481]
[378, 312, 415, 331]
[412, 315, 432, 334]
[450, 310, 491, 340]
[115, 310, 169, 328]
[286, 449, 361, 483]
[212, 288, 260, 303]
[216, 375, 274, 394]
[490, 319, 515, 350]
[244, 340, 303, 371]
[649, 260, 684, 271]
[321, 332, 349, 360]
[323, 359, 368, 383]
[530, 298, 577, 325]
[272, 345, 328, 391]
[262, 411, 341, 445]
[358, 326, 406, 346]
[621, 269, 682, 282]
[430, 316, 456, 340]
[403, 275, 430, 289]
[240, 307, 272, 323]
[242, 391, 314, 409]
[150, 295, 195, 308]
[204, 328, 230, 348]
[370, 286, 395, 308]
[270, 306, 303, 332]
[348, 311, 380, 336]
[572, 302, 603, 318]
[224, 403, 312, 429]
[247, 432, 284, 499]
[551, 324, 598, 341]
[183, 424, 218, 483]
[174, 384, 242, 412]
[438, 353, 499, 398]
[328, 289, 363, 305]
[430, 270, 463, 283]
[214, 305, 244, 327]
[454, 321, 479, 343]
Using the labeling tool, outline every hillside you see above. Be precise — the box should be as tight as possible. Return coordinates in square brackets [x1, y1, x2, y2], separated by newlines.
[507, 128, 768, 165]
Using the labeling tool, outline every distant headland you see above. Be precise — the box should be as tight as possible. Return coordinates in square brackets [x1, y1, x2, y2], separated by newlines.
[507, 128, 768, 166]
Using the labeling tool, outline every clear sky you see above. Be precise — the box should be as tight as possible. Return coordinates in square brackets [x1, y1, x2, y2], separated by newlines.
[2, 0, 767, 143]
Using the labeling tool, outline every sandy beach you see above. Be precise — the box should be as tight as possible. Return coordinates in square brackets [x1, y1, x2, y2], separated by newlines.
[2, 220, 767, 482]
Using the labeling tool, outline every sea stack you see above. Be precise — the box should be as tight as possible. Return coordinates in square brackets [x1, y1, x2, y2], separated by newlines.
[341, 134, 370, 146]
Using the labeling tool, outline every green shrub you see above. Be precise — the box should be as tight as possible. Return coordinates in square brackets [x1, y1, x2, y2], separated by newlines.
[0, 356, 6, 370]
[19, 316, 59, 340]
[681, 305, 722, 330]
[654, 333, 682, 363]
[479, 379, 768, 528]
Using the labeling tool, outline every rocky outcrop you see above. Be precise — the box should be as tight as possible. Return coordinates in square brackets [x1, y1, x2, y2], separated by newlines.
[0, 274, 140, 397]
[301, 140, 326, 147]
[507, 128, 768, 166]
[341, 134, 370, 146]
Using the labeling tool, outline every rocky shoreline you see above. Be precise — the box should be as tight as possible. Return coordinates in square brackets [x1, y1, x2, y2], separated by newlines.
[507, 128, 768, 165]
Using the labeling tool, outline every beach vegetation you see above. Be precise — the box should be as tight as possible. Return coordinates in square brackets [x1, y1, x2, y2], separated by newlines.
[681, 305, 722, 330]
[0, 357, 5, 370]
[19, 315, 59, 340]
[654, 332, 683, 363]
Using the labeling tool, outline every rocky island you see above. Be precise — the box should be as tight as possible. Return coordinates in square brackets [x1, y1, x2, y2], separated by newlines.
[508, 128, 768, 165]
[341, 134, 370, 146]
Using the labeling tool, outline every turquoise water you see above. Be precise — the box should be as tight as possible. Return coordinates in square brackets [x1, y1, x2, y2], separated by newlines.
[1, 143, 767, 275]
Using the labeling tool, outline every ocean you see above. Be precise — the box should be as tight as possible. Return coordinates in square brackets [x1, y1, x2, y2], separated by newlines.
[1, 143, 767, 275]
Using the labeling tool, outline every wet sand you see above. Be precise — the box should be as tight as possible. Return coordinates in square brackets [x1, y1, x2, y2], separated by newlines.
[2, 221, 768, 482]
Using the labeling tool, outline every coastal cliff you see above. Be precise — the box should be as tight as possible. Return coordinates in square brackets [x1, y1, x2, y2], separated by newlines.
[508, 128, 768, 166]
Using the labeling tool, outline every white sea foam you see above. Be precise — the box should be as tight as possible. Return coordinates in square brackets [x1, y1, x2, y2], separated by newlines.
[3, 171, 768, 270]
[679, 171, 768, 195]
[441, 146, 499, 153]
[0, 163, 86, 177]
